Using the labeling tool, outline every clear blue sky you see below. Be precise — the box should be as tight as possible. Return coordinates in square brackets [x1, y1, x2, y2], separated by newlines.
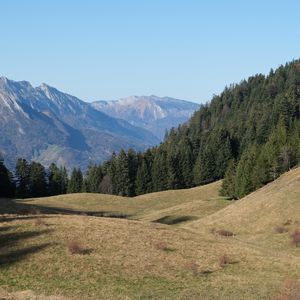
[1, 0, 300, 103]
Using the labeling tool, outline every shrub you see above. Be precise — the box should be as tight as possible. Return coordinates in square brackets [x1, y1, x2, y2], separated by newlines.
[219, 254, 232, 267]
[274, 226, 288, 234]
[216, 229, 235, 237]
[283, 219, 293, 226]
[34, 217, 46, 226]
[68, 240, 86, 255]
[272, 279, 300, 300]
[290, 229, 300, 247]
[187, 261, 199, 276]
[153, 240, 168, 251]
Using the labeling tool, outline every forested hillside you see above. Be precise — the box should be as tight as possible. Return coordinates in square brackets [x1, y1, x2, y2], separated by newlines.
[100, 60, 300, 198]
[1, 60, 300, 199]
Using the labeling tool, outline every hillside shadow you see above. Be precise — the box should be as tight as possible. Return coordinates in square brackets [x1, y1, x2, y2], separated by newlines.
[153, 215, 198, 225]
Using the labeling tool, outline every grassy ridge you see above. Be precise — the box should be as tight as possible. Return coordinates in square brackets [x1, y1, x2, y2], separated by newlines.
[20, 181, 226, 222]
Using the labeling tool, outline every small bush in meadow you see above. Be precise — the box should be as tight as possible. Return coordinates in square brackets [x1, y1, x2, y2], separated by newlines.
[34, 217, 46, 226]
[290, 229, 300, 247]
[216, 229, 235, 237]
[187, 261, 199, 276]
[153, 240, 168, 251]
[219, 254, 232, 267]
[68, 240, 86, 255]
[272, 279, 300, 300]
[274, 226, 288, 234]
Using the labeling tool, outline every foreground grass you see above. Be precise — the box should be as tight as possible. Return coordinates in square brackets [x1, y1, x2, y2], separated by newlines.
[1, 172, 300, 299]
[0, 213, 299, 299]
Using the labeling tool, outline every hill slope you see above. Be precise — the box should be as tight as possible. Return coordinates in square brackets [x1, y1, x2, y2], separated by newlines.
[101, 60, 300, 198]
[187, 166, 300, 235]
[19, 180, 225, 222]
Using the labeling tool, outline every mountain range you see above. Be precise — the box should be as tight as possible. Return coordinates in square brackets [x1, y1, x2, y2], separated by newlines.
[0, 77, 198, 170]
[92, 96, 199, 140]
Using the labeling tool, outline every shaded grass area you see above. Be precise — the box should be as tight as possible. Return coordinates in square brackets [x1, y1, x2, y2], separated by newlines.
[0, 216, 54, 269]
[153, 215, 198, 225]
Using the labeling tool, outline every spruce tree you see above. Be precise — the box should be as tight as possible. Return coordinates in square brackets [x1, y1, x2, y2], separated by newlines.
[15, 158, 30, 198]
[84, 164, 103, 193]
[28, 162, 47, 197]
[0, 158, 15, 198]
[67, 168, 83, 193]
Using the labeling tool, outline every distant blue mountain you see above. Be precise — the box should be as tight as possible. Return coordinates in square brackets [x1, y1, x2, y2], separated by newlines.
[92, 95, 199, 140]
[0, 77, 159, 170]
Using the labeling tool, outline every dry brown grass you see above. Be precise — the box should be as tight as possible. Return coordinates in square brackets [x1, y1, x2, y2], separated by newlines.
[21, 181, 228, 224]
[186, 167, 300, 234]
[2, 168, 300, 299]
[0, 212, 300, 299]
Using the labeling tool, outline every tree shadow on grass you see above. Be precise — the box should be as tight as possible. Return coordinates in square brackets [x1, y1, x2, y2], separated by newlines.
[0, 229, 53, 250]
[0, 215, 53, 223]
[0, 243, 52, 267]
[0, 198, 131, 220]
[0, 225, 19, 232]
[153, 215, 198, 225]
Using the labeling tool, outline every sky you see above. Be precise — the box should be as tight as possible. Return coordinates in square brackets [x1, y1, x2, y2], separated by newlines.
[1, 0, 300, 103]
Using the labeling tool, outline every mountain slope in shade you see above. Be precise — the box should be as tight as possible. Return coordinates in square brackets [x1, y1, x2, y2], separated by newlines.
[92, 95, 199, 140]
[0, 77, 159, 170]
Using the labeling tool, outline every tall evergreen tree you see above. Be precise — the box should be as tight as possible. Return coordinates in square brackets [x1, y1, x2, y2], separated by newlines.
[28, 162, 47, 197]
[15, 158, 30, 198]
[67, 168, 83, 193]
[84, 164, 103, 193]
[0, 158, 15, 198]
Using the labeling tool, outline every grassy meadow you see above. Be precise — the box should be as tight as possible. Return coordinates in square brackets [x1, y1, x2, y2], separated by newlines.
[0, 170, 300, 299]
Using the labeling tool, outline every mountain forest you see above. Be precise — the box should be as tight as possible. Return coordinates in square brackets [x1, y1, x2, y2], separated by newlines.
[1, 60, 300, 200]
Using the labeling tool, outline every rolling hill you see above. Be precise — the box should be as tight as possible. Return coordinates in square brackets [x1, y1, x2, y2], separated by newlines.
[1, 167, 300, 299]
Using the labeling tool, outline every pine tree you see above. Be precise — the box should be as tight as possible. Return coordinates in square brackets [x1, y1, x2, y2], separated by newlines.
[28, 162, 47, 197]
[84, 164, 103, 193]
[67, 168, 83, 193]
[151, 150, 168, 192]
[220, 159, 237, 199]
[15, 158, 30, 198]
[135, 158, 151, 195]
[0, 158, 15, 198]
[234, 145, 258, 198]
[115, 150, 130, 196]
[48, 163, 62, 195]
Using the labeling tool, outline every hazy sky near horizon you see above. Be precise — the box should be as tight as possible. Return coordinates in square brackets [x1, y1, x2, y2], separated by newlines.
[1, 0, 300, 103]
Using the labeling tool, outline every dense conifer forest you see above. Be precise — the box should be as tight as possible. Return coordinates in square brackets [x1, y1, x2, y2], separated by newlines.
[1, 60, 300, 199]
